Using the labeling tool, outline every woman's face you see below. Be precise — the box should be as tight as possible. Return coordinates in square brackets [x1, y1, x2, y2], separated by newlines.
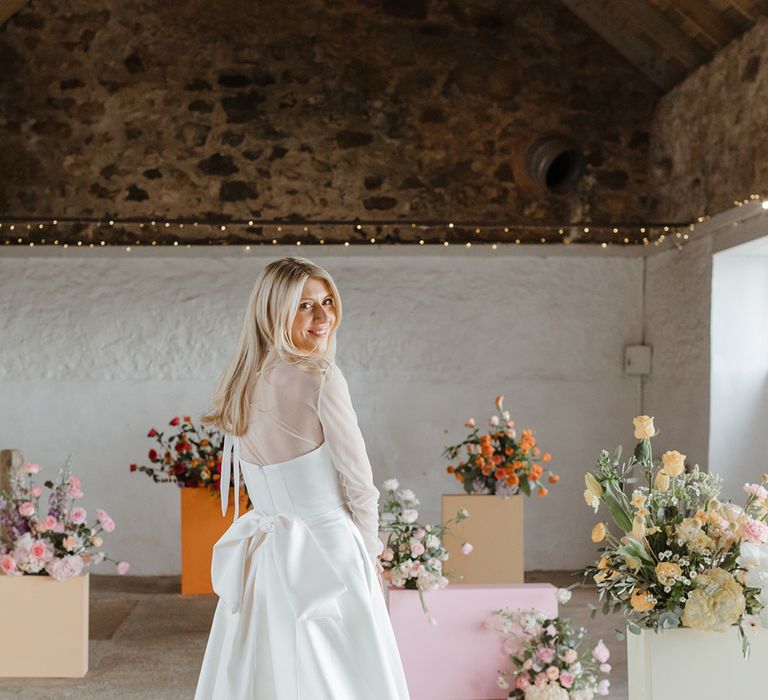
[290, 277, 337, 354]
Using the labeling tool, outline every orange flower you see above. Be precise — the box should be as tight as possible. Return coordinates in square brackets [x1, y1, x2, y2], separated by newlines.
[494, 468, 507, 480]
[475, 455, 484, 467]
[454, 472, 464, 482]
[446, 466, 455, 474]
[492, 455, 503, 465]
[531, 464, 544, 477]
[480, 434, 492, 445]
[506, 473, 520, 486]
[542, 453, 552, 462]
[533, 447, 540, 457]
[538, 487, 549, 497]
[183, 415, 192, 422]
[200, 439, 210, 447]
[529, 470, 540, 482]
[504, 447, 513, 456]
[548, 474, 560, 484]
[481, 445, 494, 459]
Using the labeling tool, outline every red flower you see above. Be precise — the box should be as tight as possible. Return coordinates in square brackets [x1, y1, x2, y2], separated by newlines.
[175, 441, 190, 453]
[147, 428, 158, 438]
[169, 417, 180, 426]
[148, 449, 158, 461]
[129, 464, 137, 472]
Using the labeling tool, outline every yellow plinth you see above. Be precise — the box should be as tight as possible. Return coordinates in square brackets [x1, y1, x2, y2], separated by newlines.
[441, 494, 524, 584]
[0, 572, 89, 677]
[180, 487, 248, 595]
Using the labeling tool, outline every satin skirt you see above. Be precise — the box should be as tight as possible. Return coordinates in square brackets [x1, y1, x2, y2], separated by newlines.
[193, 441, 411, 700]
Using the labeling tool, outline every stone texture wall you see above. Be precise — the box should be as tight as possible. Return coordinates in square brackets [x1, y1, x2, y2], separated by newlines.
[0, 0, 660, 243]
[650, 17, 768, 221]
[0, 248, 645, 573]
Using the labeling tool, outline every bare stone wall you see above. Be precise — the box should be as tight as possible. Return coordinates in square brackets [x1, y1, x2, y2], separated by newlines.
[650, 17, 768, 222]
[0, 0, 660, 243]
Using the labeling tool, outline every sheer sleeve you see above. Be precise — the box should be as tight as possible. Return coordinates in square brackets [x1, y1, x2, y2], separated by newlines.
[316, 362, 384, 563]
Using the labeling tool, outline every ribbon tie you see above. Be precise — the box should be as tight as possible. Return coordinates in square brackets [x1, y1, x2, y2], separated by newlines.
[211, 505, 348, 620]
[218, 433, 241, 519]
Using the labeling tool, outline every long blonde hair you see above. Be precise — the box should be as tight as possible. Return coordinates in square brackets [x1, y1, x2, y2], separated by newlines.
[200, 256, 342, 435]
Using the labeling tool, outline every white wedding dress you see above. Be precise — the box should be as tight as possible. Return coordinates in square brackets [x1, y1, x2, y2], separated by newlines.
[194, 353, 411, 700]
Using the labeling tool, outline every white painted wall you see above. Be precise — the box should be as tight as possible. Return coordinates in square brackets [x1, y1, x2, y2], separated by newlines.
[710, 239, 768, 501]
[1, 246, 647, 573]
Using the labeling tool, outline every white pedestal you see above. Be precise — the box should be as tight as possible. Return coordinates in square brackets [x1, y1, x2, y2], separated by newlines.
[627, 626, 768, 700]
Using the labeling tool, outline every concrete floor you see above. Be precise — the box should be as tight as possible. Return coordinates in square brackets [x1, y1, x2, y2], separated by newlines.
[0, 572, 628, 700]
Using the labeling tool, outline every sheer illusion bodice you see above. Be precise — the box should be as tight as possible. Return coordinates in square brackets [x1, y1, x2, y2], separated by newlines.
[237, 352, 384, 562]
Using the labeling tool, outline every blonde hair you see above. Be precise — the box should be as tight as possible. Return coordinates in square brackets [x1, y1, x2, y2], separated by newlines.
[200, 256, 342, 435]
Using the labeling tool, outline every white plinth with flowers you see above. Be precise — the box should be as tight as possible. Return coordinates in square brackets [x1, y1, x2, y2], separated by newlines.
[0, 573, 89, 677]
[627, 627, 768, 700]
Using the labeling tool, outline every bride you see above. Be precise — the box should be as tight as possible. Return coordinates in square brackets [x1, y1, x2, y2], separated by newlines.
[193, 255, 411, 699]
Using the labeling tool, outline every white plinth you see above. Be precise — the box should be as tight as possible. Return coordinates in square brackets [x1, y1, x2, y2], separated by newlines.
[627, 626, 768, 700]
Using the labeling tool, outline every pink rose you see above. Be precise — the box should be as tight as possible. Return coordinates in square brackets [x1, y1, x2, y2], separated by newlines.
[592, 639, 610, 664]
[597, 679, 610, 696]
[68, 476, 84, 499]
[22, 463, 41, 475]
[70, 507, 87, 525]
[42, 515, 57, 530]
[489, 415, 500, 426]
[461, 542, 474, 555]
[506, 419, 515, 428]
[545, 666, 559, 681]
[600, 663, 611, 673]
[410, 542, 426, 557]
[30, 485, 43, 498]
[96, 509, 115, 532]
[563, 648, 578, 664]
[537, 647, 555, 664]
[30, 540, 51, 561]
[742, 518, 768, 544]
[560, 672, 574, 688]
[535, 673, 547, 689]
[63, 536, 78, 551]
[515, 676, 530, 691]
[117, 561, 130, 575]
[464, 418, 476, 428]
[18, 502, 35, 518]
[1, 554, 18, 575]
[381, 547, 394, 562]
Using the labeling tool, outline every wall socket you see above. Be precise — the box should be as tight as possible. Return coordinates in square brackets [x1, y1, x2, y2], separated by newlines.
[624, 345, 652, 376]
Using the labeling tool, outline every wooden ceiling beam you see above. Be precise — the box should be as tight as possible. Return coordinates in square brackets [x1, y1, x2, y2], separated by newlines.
[0, 0, 26, 25]
[559, 0, 709, 90]
[649, 0, 736, 48]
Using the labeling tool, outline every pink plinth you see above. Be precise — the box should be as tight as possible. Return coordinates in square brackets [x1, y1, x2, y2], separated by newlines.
[386, 583, 558, 700]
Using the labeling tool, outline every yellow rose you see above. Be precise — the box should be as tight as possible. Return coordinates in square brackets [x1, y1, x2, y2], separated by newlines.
[585, 473, 603, 497]
[653, 471, 670, 491]
[632, 515, 646, 539]
[630, 589, 655, 612]
[633, 415, 656, 440]
[655, 561, 682, 586]
[591, 522, 606, 543]
[661, 450, 686, 477]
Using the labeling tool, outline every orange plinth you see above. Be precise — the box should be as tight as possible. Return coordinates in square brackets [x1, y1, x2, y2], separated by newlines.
[180, 487, 249, 596]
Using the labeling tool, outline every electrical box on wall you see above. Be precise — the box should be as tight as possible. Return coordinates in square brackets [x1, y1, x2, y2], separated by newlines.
[625, 345, 652, 376]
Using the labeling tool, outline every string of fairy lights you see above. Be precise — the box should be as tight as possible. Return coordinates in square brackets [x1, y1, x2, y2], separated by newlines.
[0, 194, 766, 251]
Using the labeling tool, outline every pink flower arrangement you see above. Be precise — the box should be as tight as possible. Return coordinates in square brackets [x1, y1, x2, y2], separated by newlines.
[493, 595, 611, 699]
[0, 458, 129, 581]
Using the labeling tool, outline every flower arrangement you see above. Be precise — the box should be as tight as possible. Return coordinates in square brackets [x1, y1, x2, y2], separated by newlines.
[0, 459, 128, 580]
[443, 395, 557, 497]
[378, 478, 471, 621]
[130, 415, 225, 491]
[581, 415, 768, 653]
[493, 588, 611, 700]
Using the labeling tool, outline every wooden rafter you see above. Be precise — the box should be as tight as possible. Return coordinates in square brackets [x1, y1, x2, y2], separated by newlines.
[648, 0, 737, 48]
[0, 0, 26, 25]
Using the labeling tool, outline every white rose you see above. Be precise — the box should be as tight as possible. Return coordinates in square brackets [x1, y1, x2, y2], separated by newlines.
[382, 478, 399, 492]
[633, 415, 656, 440]
[401, 509, 419, 524]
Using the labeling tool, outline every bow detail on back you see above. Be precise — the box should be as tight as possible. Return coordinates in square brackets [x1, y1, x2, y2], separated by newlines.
[211, 508, 348, 620]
